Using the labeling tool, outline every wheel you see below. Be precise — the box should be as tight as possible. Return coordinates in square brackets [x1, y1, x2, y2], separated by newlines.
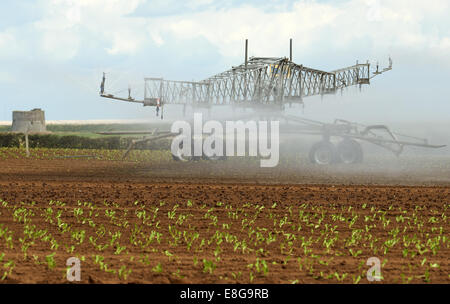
[171, 141, 191, 162]
[202, 154, 227, 161]
[202, 139, 227, 161]
[309, 141, 338, 165]
[172, 151, 191, 162]
[336, 139, 363, 164]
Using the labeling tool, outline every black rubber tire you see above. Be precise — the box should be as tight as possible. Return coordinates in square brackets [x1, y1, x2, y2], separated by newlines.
[172, 153, 191, 162]
[171, 141, 191, 162]
[202, 140, 227, 161]
[202, 154, 227, 161]
[336, 139, 363, 164]
[309, 141, 338, 165]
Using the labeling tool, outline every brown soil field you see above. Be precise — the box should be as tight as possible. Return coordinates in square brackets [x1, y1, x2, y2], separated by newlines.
[0, 151, 448, 284]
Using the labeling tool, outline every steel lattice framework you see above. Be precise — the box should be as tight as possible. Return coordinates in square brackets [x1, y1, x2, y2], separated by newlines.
[97, 50, 448, 160]
[100, 40, 391, 109]
[139, 57, 388, 107]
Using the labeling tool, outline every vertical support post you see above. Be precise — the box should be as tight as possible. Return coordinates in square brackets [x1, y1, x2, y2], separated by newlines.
[193, 83, 197, 104]
[144, 79, 147, 100]
[25, 132, 30, 158]
[299, 65, 303, 105]
[244, 39, 248, 103]
[231, 70, 236, 104]
[24, 122, 31, 158]
[333, 73, 336, 91]
[206, 81, 211, 105]
[245, 39, 248, 68]
[290, 38, 293, 62]
[159, 79, 163, 103]
[279, 62, 284, 104]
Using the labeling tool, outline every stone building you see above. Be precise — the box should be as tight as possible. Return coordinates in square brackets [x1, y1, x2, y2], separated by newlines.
[11, 108, 46, 133]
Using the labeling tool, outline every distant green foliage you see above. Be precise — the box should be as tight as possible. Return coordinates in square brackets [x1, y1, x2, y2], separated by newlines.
[0, 133, 170, 150]
[0, 123, 172, 150]
[46, 123, 170, 133]
[0, 123, 170, 134]
[30, 134, 123, 149]
[0, 134, 21, 147]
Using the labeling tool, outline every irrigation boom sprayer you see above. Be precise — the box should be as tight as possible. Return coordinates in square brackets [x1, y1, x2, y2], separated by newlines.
[99, 39, 445, 164]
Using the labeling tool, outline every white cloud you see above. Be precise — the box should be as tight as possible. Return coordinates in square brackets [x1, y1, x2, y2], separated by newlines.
[186, 0, 214, 9]
[0, 70, 15, 84]
[149, 29, 164, 47]
[0, 0, 449, 122]
[0, 0, 448, 65]
[0, 0, 149, 60]
[144, 0, 450, 65]
[106, 28, 146, 55]
[0, 30, 21, 57]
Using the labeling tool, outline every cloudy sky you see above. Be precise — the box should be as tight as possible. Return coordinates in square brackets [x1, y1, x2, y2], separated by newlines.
[0, 0, 449, 123]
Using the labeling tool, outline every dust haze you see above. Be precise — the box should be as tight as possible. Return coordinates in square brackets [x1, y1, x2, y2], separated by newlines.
[136, 97, 449, 186]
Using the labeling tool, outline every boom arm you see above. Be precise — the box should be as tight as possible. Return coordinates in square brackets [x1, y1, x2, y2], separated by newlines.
[100, 57, 392, 108]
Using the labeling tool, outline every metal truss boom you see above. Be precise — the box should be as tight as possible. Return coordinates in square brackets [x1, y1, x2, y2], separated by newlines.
[100, 41, 392, 109]
[140, 57, 390, 107]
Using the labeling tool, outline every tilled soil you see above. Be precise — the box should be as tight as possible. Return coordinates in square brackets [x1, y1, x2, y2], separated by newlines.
[0, 154, 449, 186]
[0, 157, 448, 284]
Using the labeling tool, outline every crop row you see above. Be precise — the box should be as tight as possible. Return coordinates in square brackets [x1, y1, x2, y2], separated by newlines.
[0, 198, 448, 283]
[0, 147, 172, 163]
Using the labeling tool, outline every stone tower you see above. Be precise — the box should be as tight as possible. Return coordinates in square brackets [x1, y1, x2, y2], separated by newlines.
[11, 108, 46, 133]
